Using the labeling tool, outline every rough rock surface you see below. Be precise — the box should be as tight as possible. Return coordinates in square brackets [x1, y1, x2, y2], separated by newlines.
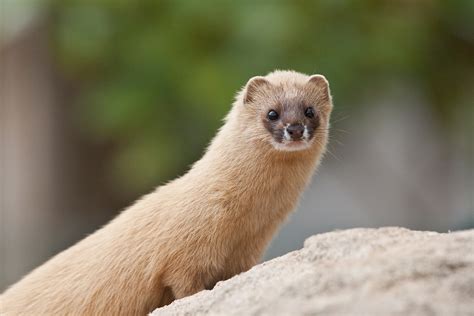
[152, 227, 474, 315]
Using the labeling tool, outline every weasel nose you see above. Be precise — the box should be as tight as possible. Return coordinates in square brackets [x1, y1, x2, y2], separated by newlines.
[286, 124, 305, 140]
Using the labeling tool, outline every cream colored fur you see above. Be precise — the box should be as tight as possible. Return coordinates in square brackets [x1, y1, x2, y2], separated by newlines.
[1, 70, 333, 315]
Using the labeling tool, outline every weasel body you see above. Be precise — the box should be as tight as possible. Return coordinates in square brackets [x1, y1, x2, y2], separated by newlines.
[1, 70, 333, 315]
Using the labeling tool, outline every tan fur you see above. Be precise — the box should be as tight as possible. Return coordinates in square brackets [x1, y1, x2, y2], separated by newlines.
[1, 70, 333, 315]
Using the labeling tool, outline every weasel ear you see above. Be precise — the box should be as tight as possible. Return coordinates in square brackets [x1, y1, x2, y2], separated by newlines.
[307, 75, 330, 102]
[244, 76, 270, 104]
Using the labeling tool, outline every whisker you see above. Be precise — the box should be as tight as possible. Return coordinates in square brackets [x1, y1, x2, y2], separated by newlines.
[330, 111, 349, 119]
[333, 128, 349, 134]
[314, 138, 341, 162]
[331, 115, 349, 124]
[332, 138, 345, 146]
[326, 147, 341, 162]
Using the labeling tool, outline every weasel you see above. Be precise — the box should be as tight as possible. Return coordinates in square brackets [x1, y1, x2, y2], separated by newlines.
[1, 70, 333, 315]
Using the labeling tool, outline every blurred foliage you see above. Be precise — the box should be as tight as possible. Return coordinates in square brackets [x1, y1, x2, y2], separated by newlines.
[46, 0, 473, 194]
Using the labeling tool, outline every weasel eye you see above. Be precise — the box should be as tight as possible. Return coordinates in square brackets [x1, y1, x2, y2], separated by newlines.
[304, 107, 315, 118]
[267, 110, 279, 121]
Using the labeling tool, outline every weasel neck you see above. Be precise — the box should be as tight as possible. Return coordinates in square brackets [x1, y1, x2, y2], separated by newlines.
[184, 119, 321, 218]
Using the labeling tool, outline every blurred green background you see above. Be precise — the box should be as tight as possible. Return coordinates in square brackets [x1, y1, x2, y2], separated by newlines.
[49, 0, 474, 194]
[1, 0, 473, 291]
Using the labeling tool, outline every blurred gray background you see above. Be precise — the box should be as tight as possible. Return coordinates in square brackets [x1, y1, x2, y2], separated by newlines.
[1, 0, 473, 291]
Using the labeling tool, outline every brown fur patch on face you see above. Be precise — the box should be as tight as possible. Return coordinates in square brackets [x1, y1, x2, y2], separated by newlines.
[262, 97, 321, 144]
[262, 113, 285, 143]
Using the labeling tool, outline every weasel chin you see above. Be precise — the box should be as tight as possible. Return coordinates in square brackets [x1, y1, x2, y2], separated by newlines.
[270, 139, 313, 152]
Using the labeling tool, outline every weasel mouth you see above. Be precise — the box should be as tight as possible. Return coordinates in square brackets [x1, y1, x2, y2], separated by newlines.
[271, 139, 311, 152]
[286, 140, 305, 146]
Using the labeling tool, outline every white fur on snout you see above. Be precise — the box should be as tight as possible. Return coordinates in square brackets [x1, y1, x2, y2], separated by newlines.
[303, 125, 310, 140]
[283, 123, 291, 141]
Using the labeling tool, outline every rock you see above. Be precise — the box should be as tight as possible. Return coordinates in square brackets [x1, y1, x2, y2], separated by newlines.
[151, 227, 474, 315]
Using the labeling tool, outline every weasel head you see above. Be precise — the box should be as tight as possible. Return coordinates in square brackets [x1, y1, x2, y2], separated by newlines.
[237, 70, 333, 152]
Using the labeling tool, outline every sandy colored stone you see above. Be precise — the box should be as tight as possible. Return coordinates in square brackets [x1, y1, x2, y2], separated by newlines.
[152, 227, 474, 316]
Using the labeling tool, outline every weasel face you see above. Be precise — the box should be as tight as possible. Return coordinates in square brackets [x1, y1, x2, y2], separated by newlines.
[262, 103, 321, 152]
[242, 71, 332, 152]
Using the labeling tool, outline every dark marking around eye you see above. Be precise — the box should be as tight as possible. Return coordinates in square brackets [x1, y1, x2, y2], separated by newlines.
[305, 115, 320, 138]
[304, 107, 315, 118]
[263, 116, 284, 143]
